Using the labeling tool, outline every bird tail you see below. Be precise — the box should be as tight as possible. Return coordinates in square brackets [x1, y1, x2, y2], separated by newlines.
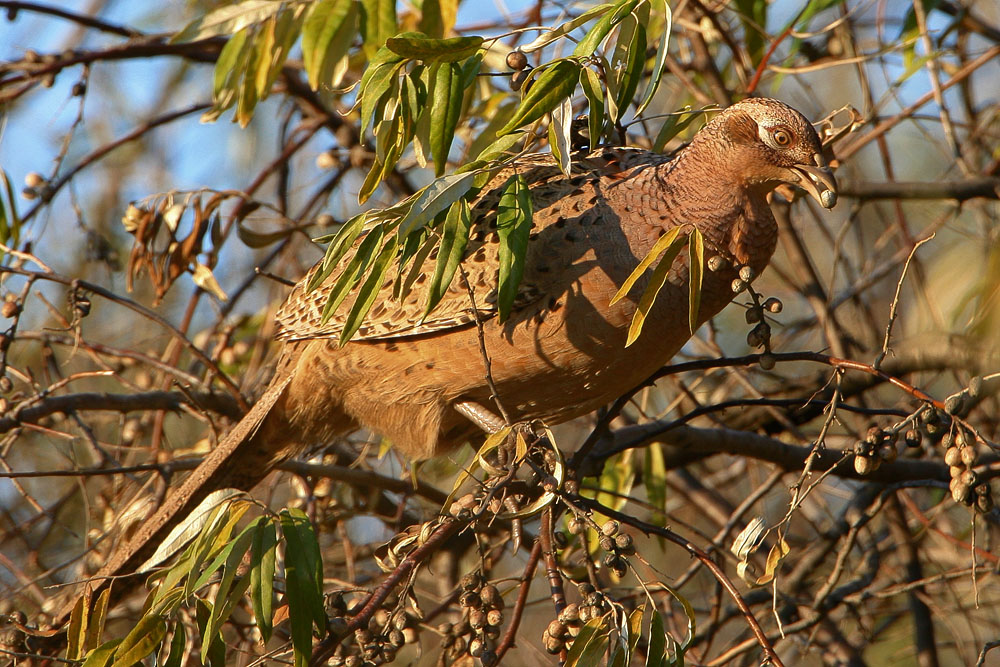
[50, 373, 298, 629]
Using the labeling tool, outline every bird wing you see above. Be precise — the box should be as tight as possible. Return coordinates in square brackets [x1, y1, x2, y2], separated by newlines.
[274, 147, 671, 342]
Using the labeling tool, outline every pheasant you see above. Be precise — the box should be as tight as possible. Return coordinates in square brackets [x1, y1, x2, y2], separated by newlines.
[58, 97, 836, 621]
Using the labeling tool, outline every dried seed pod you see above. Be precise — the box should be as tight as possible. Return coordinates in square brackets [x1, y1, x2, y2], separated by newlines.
[854, 454, 874, 476]
[577, 582, 596, 596]
[745, 308, 761, 324]
[558, 604, 580, 624]
[480, 584, 501, 609]
[460, 590, 482, 609]
[506, 50, 528, 70]
[949, 465, 964, 479]
[944, 446, 962, 468]
[944, 394, 963, 415]
[544, 634, 564, 654]
[567, 516, 584, 535]
[510, 68, 531, 91]
[601, 520, 620, 537]
[960, 445, 976, 466]
[24, 172, 43, 188]
[469, 636, 485, 658]
[739, 265, 756, 282]
[329, 616, 349, 636]
[878, 443, 897, 463]
[402, 627, 418, 644]
[758, 352, 776, 370]
[486, 609, 503, 627]
[960, 469, 978, 487]
[763, 297, 783, 313]
[547, 619, 567, 639]
[469, 609, 486, 630]
[1, 300, 19, 318]
[707, 255, 726, 271]
[599, 535, 615, 552]
[460, 572, 482, 591]
[392, 613, 409, 631]
[746, 322, 770, 348]
[614, 533, 634, 553]
[904, 429, 922, 448]
[388, 629, 405, 649]
[976, 492, 994, 514]
[542, 475, 559, 492]
[952, 481, 971, 504]
[853, 440, 868, 456]
[731, 278, 747, 293]
[969, 376, 982, 398]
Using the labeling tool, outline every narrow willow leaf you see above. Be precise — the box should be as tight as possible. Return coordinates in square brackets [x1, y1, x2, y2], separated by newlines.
[319, 224, 385, 324]
[361, 0, 396, 52]
[652, 106, 700, 153]
[429, 62, 465, 176]
[66, 592, 88, 660]
[250, 519, 278, 643]
[360, 56, 403, 135]
[624, 230, 687, 346]
[425, 199, 472, 316]
[646, 610, 666, 667]
[634, 0, 672, 115]
[497, 59, 581, 136]
[580, 67, 604, 148]
[195, 599, 227, 667]
[339, 235, 399, 344]
[521, 3, 615, 53]
[161, 624, 186, 667]
[81, 641, 119, 667]
[549, 96, 573, 175]
[572, 0, 640, 57]
[612, 14, 647, 121]
[687, 227, 704, 333]
[85, 587, 110, 652]
[396, 170, 478, 237]
[565, 617, 608, 667]
[394, 228, 433, 299]
[111, 614, 166, 667]
[202, 528, 256, 663]
[496, 174, 533, 322]
[280, 510, 326, 667]
[386, 33, 484, 62]
[254, 8, 304, 98]
[235, 30, 263, 126]
[309, 212, 366, 291]
[610, 225, 682, 305]
[302, 0, 356, 89]
[172, 0, 283, 43]
[206, 29, 249, 119]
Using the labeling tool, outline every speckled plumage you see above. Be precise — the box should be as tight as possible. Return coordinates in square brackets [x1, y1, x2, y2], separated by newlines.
[75, 98, 837, 605]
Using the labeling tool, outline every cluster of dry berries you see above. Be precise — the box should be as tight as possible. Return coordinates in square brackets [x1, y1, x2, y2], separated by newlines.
[940, 426, 993, 512]
[853, 426, 899, 475]
[542, 583, 610, 654]
[596, 520, 634, 578]
[505, 50, 531, 92]
[326, 594, 417, 667]
[438, 573, 504, 666]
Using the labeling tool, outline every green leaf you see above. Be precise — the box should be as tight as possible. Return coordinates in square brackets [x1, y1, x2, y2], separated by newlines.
[204, 28, 250, 121]
[280, 509, 326, 667]
[80, 640, 119, 667]
[254, 7, 305, 98]
[610, 225, 682, 306]
[161, 624, 186, 667]
[429, 62, 465, 175]
[309, 212, 367, 292]
[361, 0, 397, 52]
[111, 614, 166, 667]
[250, 518, 278, 642]
[359, 49, 404, 135]
[687, 227, 703, 333]
[339, 234, 399, 344]
[565, 617, 610, 667]
[200, 520, 261, 662]
[549, 96, 573, 175]
[572, 0, 640, 57]
[66, 593, 88, 660]
[733, 0, 768, 62]
[647, 610, 666, 667]
[184, 501, 249, 597]
[611, 13, 647, 121]
[497, 59, 581, 136]
[302, 0, 357, 90]
[652, 106, 702, 153]
[580, 67, 605, 148]
[635, 0, 671, 115]
[195, 599, 228, 667]
[622, 228, 688, 346]
[495, 174, 533, 322]
[319, 223, 385, 324]
[172, 0, 284, 42]
[85, 587, 110, 653]
[386, 32, 484, 62]
[396, 170, 479, 237]
[521, 3, 615, 53]
[235, 28, 263, 126]
[425, 199, 472, 316]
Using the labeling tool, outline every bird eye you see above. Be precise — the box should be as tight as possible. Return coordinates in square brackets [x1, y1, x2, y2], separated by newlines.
[772, 129, 792, 147]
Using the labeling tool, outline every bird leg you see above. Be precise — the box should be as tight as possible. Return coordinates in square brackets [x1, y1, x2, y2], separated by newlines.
[454, 400, 507, 434]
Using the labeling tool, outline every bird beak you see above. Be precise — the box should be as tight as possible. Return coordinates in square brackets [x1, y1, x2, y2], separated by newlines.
[791, 155, 838, 208]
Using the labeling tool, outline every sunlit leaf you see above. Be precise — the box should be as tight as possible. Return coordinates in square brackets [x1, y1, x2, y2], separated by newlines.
[580, 67, 605, 148]
[623, 229, 688, 346]
[495, 174, 533, 322]
[80, 640, 119, 667]
[161, 624, 185, 667]
[610, 225, 682, 306]
[549, 95, 573, 175]
[319, 223, 385, 324]
[67, 592, 88, 660]
[425, 199, 471, 316]
[250, 518, 278, 642]
[280, 509, 326, 667]
[611, 12, 646, 121]
[204, 28, 250, 121]
[361, 0, 397, 53]
[521, 3, 615, 53]
[195, 599, 227, 667]
[497, 59, 581, 136]
[302, 0, 357, 90]
[172, 0, 284, 43]
[429, 62, 465, 175]
[386, 32, 484, 62]
[634, 0, 672, 115]
[646, 610, 666, 667]
[652, 106, 702, 153]
[565, 617, 610, 667]
[572, 0, 640, 57]
[339, 234, 399, 344]
[396, 170, 479, 236]
[110, 614, 166, 667]
[192, 262, 229, 301]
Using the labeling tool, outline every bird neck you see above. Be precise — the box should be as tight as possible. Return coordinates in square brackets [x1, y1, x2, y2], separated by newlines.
[650, 146, 778, 268]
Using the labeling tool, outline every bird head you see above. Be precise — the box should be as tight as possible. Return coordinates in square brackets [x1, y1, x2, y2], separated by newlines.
[707, 97, 838, 209]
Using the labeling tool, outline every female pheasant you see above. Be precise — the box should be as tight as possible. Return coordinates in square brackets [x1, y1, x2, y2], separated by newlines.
[65, 97, 837, 615]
